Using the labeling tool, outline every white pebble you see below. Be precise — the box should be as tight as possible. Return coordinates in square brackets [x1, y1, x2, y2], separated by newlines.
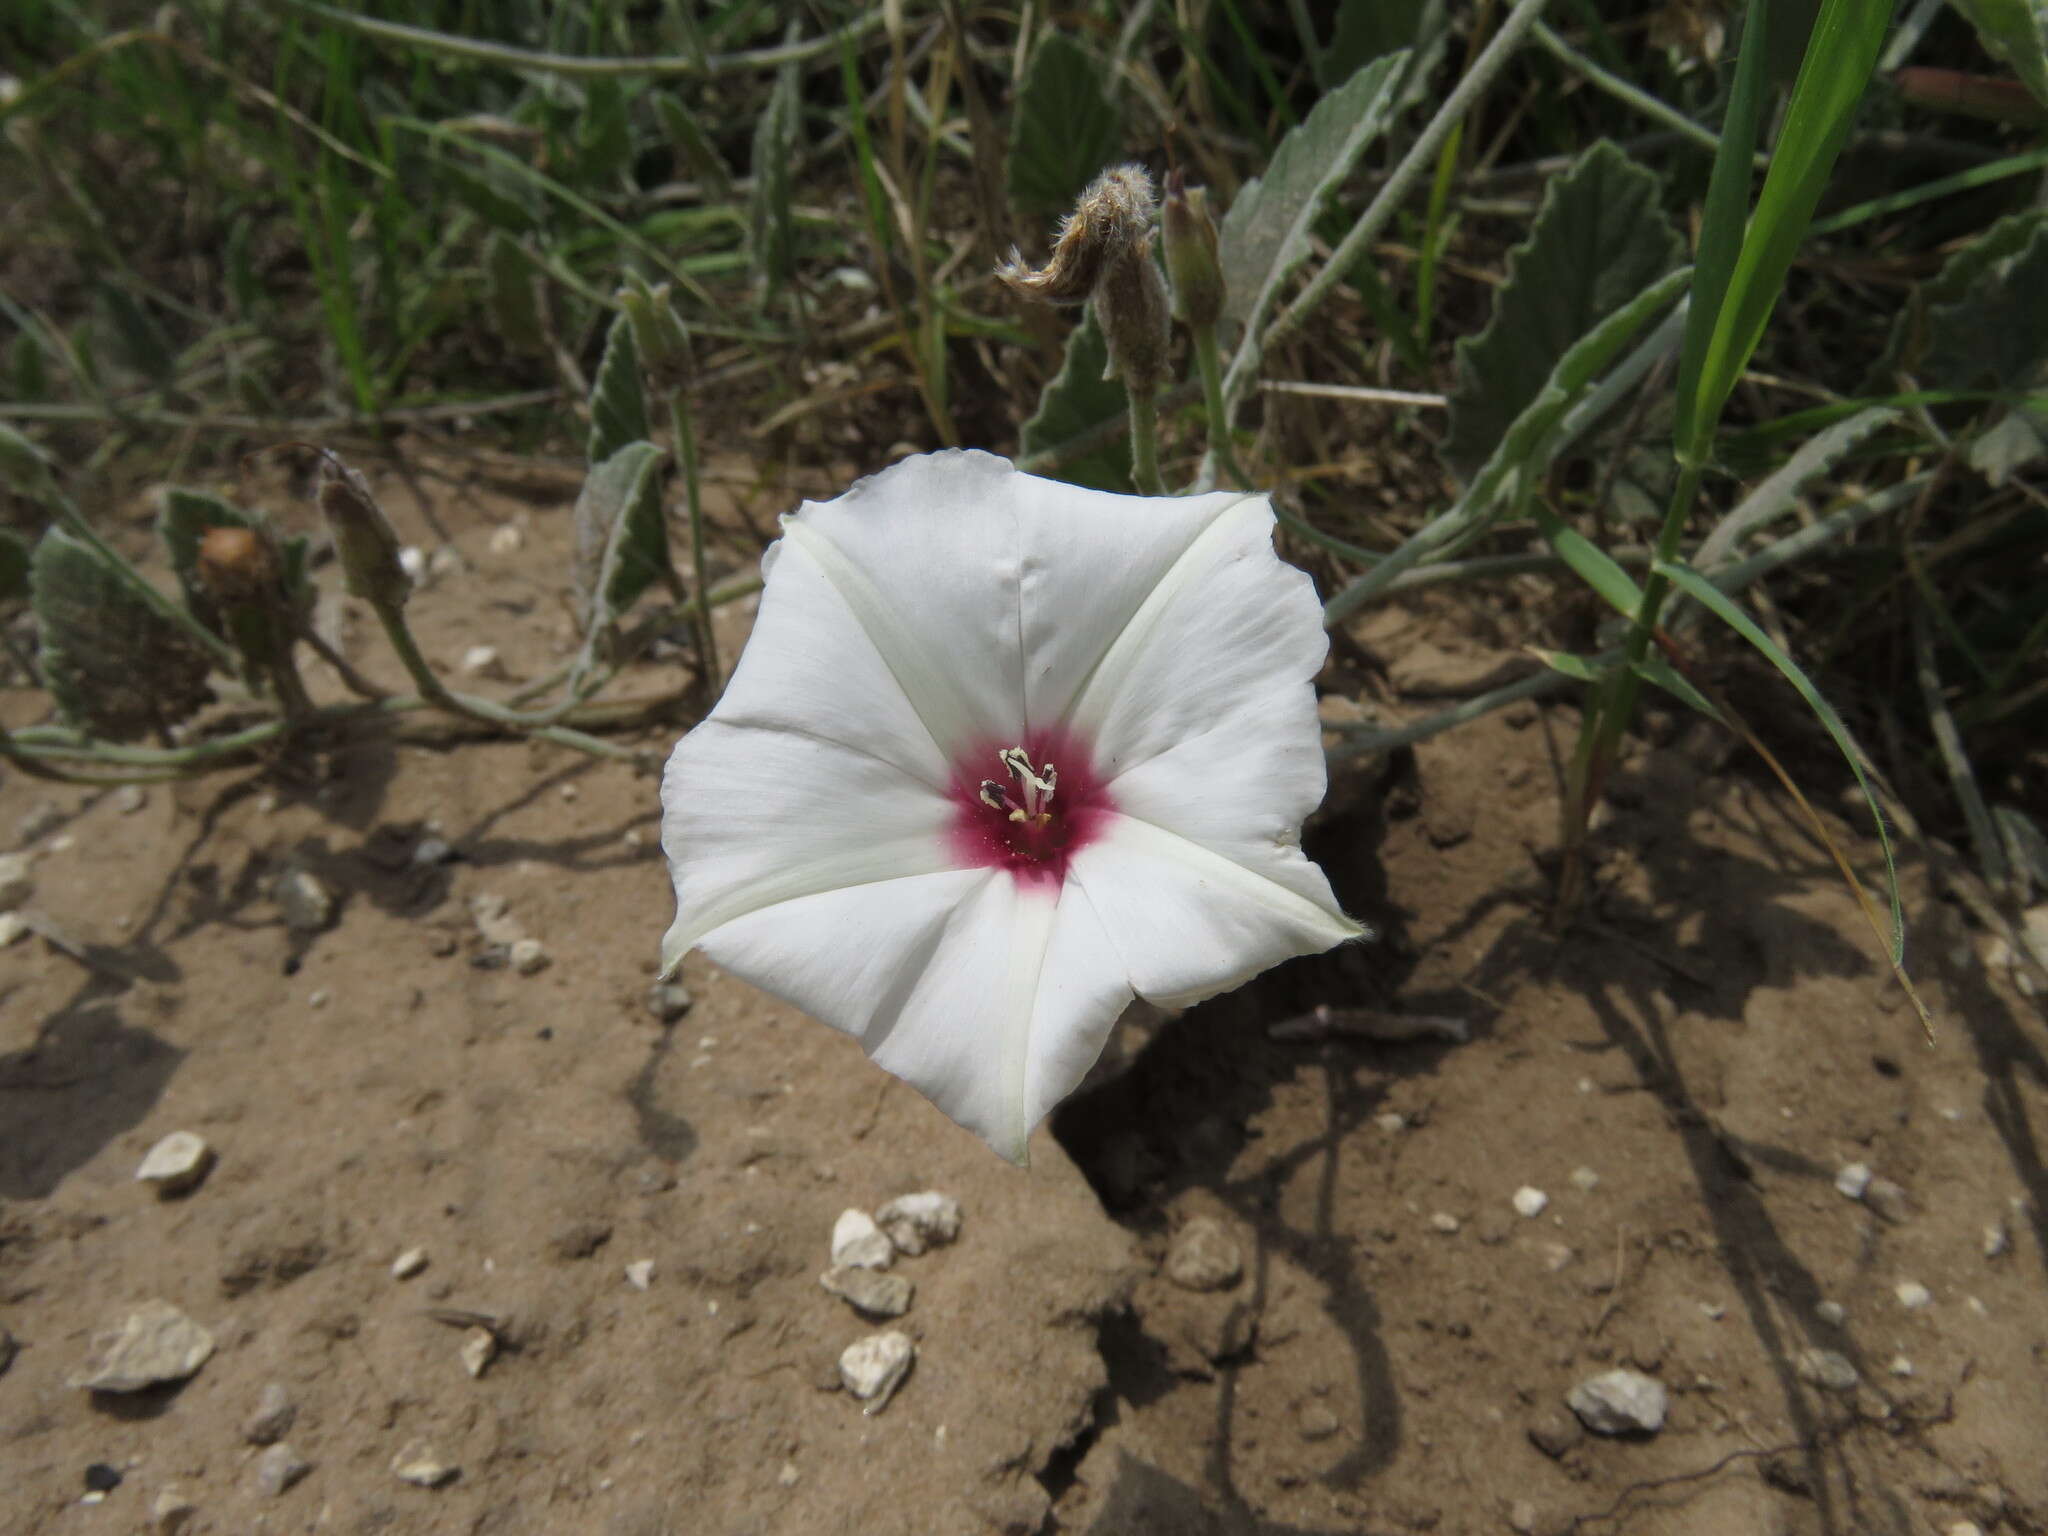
[1512, 1186, 1549, 1219]
[459, 1327, 495, 1379]
[427, 545, 464, 578]
[398, 546, 428, 584]
[874, 1191, 962, 1256]
[1895, 1280, 1932, 1310]
[509, 938, 549, 975]
[1815, 1300, 1847, 1326]
[0, 852, 34, 910]
[1374, 1112, 1406, 1134]
[1888, 1355, 1915, 1377]
[1983, 1221, 2010, 1259]
[838, 1330, 914, 1413]
[488, 524, 524, 555]
[0, 912, 26, 949]
[1565, 1368, 1667, 1435]
[135, 1132, 214, 1196]
[830, 1209, 894, 1271]
[1834, 1162, 1872, 1199]
[1568, 1167, 1600, 1193]
[391, 1441, 458, 1488]
[391, 1247, 428, 1280]
[1429, 1211, 1460, 1235]
[625, 1259, 654, 1291]
[777, 1461, 800, 1488]
[460, 644, 502, 678]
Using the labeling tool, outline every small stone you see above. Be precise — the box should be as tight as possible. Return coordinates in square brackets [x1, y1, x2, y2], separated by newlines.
[398, 545, 428, 584]
[1983, 1221, 2010, 1259]
[135, 1131, 214, 1196]
[1815, 1300, 1847, 1327]
[460, 1326, 496, 1378]
[1512, 1186, 1549, 1219]
[428, 545, 464, 579]
[777, 1461, 800, 1488]
[150, 1488, 197, 1534]
[391, 1246, 428, 1280]
[411, 837, 456, 868]
[1429, 1212, 1461, 1235]
[1949, 1523, 1987, 1536]
[1888, 1355, 1915, 1377]
[391, 1440, 458, 1488]
[242, 1381, 296, 1444]
[17, 800, 61, 844]
[1296, 1403, 1341, 1442]
[308, 989, 330, 1009]
[1565, 1368, 1668, 1436]
[84, 1462, 122, 1494]
[460, 644, 502, 678]
[469, 892, 524, 946]
[0, 911, 26, 948]
[1864, 1177, 1913, 1225]
[276, 868, 335, 933]
[820, 1264, 914, 1318]
[488, 524, 524, 555]
[1699, 1301, 1726, 1321]
[1834, 1162, 1872, 1199]
[1895, 1279, 1932, 1310]
[0, 852, 33, 909]
[645, 981, 693, 1023]
[838, 1330, 914, 1414]
[1536, 1241, 1575, 1272]
[1792, 1348, 1859, 1392]
[625, 1259, 655, 1290]
[1527, 1408, 1584, 1459]
[508, 937, 549, 975]
[1508, 1500, 1539, 1535]
[1165, 1217, 1243, 1292]
[1375, 1112, 1406, 1134]
[1568, 1167, 1600, 1193]
[874, 1191, 962, 1256]
[69, 1299, 216, 1392]
[253, 1443, 309, 1497]
[830, 1209, 894, 1271]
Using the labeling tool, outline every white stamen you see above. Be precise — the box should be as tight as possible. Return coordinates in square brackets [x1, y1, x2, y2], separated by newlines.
[997, 746, 1057, 822]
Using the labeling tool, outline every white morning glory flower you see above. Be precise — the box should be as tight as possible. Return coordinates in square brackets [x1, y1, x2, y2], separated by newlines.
[659, 450, 1360, 1161]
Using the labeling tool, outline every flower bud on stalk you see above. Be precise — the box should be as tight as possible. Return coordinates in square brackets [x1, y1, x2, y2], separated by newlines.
[1096, 236, 1172, 398]
[997, 163, 1156, 307]
[618, 276, 692, 392]
[1161, 169, 1224, 332]
[316, 455, 411, 610]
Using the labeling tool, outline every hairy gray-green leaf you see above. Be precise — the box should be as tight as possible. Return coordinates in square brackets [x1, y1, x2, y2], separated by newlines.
[485, 232, 546, 356]
[1006, 32, 1124, 218]
[33, 526, 213, 741]
[1924, 221, 2048, 482]
[1949, 0, 2048, 107]
[587, 312, 649, 467]
[1694, 405, 1899, 569]
[1866, 208, 2046, 390]
[1019, 311, 1131, 494]
[748, 56, 801, 298]
[0, 529, 29, 605]
[656, 93, 733, 202]
[1322, 0, 1446, 105]
[1443, 141, 1683, 481]
[574, 441, 671, 634]
[1218, 52, 1405, 336]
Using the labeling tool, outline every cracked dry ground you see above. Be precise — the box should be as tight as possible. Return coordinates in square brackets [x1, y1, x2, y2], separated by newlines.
[1, 466, 2043, 1535]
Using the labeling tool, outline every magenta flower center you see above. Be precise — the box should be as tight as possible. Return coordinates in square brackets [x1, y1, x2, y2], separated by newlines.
[946, 728, 1112, 890]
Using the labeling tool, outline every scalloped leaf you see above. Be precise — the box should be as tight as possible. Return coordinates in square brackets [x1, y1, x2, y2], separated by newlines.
[587, 312, 649, 467]
[574, 441, 671, 634]
[1218, 52, 1405, 336]
[32, 526, 213, 741]
[748, 57, 800, 298]
[1006, 31, 1124, 218]
[1018, 310, 1131, 494]
[1444, 141, 1683, 480]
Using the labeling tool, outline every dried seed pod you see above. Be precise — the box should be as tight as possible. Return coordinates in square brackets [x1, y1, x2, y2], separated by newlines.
[195, 524, 279, 608]
[1097, 235, 1173, 398]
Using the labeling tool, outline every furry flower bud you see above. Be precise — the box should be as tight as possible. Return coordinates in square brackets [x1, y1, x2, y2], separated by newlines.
[618, 276, 691, 390]
[997, 163, 1156, 306]
[1097, 237, 1172, 398]
[1161, 170, 1224, 332]
[315, 454, 410, 610]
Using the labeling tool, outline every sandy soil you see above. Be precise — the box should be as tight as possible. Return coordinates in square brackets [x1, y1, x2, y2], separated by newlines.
[1, 460, 2043, 1536]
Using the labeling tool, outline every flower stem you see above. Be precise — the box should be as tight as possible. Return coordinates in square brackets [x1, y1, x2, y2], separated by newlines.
[1193, 328, 1250, 489]
[1128, 388, 1166, 496]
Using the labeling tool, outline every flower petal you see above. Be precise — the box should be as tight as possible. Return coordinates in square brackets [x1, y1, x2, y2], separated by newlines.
[1068, 813, 1360, 1009]
[1064, 492, 1325, 782]
[695, 870, 1133, 1162]
[658, 719, 955, 973]
[787, 450, 1261, 751]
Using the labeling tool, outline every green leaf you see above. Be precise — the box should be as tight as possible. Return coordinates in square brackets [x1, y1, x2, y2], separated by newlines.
[1018, 310, 1131, 493]
[0, 421, 59, 504]
[578, 77, 632, 189]
[1675, 0, 1892, 463]
[587, 312, 649, 467]
[1923, 222, 2048, 389]
[1323, 0, 1431, 82]
[1694, 404, 1899, 568]
[485, 231, 546, 356]
[1531, 646, 1603, 682]
[97, 285, 176, 388]
[1443, 141, 1683, 480]
[0, 529, 29, 605]
[32, 526, 214, 741]
[1949, 0, 2048, 107]
[1218, 52, 1405, 337]
[655, 92, 733, 202]
[1631, 654, 1719, 719]
[748, 56, 801, 298]
[573, 441, 671, 633]
[1006, 32, 1124, 218]
[1531, 499, 1646, 619]
[1654, 556, 1904, 961]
